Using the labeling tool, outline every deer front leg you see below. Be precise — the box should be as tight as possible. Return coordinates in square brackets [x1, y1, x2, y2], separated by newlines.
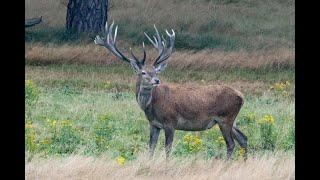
[149, 125, 160, 158]
[164, 126, 175, 159]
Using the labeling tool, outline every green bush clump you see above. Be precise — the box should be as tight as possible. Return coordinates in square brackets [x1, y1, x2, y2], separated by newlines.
[25, 121, 37, 152]
[92, 114, 114, 153]
[45, 119, 83, 154]
[25, 80, 40, 107]
[259, 115, 277, 151]
[174, 134, 203, 156]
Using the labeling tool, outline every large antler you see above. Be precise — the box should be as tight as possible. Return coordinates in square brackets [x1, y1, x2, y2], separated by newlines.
[144, 25, 175, 67]
[94, 21, 146, 67]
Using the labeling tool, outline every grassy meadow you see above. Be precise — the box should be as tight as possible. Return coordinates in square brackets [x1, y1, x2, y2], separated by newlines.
[26, 0, 294, 179]
[25, 64, 295, 179]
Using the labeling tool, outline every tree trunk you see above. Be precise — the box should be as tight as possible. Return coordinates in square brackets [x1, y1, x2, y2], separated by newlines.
[66, 0, 108, 33]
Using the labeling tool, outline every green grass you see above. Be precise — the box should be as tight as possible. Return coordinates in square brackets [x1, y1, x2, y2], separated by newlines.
[25, 84, 294, 160]
[26, 64, 295, 93]
[25, 26, 249, 51]
[25, 0, 294, 51]
[25, 28, 96, 45]
[25, 64, 295, 161]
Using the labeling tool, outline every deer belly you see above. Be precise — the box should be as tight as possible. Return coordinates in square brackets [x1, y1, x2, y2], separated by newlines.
[175, 116, 218, 131]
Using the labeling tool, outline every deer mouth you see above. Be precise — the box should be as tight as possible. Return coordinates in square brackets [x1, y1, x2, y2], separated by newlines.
[153, 82, 160, 86]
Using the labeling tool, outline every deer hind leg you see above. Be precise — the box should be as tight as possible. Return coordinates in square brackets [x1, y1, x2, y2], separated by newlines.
[218, 122, 235, 160]
[232, 126, 248, 160]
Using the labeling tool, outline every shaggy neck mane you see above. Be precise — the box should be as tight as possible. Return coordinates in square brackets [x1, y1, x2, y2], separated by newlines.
[136, 78, 154, 110]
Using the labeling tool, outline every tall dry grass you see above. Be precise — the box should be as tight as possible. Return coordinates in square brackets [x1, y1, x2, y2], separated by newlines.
[26, 152, 294, 180]
[25, 43, 294, 70]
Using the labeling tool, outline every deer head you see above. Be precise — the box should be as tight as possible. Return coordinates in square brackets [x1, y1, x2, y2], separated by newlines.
[94, 21, 175, 90]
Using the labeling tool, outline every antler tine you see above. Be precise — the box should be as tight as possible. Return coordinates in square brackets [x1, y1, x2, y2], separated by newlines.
[95, 21, 134, 64]
[130, 48, 140, 62]
[144, 24, 174, 66]
[104, 21, 108, 33]
[153, 25, 162, 46]
[153, 36, 159, 47]
[154, 41, 166, 63]
[113, 25, 118, 43]
[162, 35, 167, 45]
[144, 25, 165, 55]
[156, 29, 175, 64]
[108, 20, 115, 43]
[144, 32, 157, 47]
[149, 27, 175, 66]
[167, 29, 175, 46]
[129, 42, 147, 66]
[141, 42, 146, 65]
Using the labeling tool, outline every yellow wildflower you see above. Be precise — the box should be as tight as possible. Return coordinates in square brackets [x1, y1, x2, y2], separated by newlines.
[25, 122, 33, 129]
[216, 136, 225, 145]
[47, 119, 57, 128]
[25, 80, 33, 86]
[26, 128, 37, 151]
[269, 81, 290, 92]
[183, 134, 192, 143]
[238, 147, 246, 157]
[282, 91, 289, 97]
[117, 156, 125, 165]
[183, 134, 203, 152]
[61, 120, 72, 127]
[259, 114, 275, 125]
[41, 139, 50, 145]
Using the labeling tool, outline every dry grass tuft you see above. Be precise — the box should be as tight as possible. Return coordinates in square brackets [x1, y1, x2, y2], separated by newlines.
[25, 43, 119, 66]
[26, 152, 294, 180]
[169, 48, 294, 70]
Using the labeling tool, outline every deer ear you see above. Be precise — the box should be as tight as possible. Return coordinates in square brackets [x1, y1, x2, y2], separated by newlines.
[130, 60, 141, 73]
[155, 63, 167, 73]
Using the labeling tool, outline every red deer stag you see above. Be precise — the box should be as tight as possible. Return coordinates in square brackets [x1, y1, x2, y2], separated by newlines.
[94, 21, 248, 159]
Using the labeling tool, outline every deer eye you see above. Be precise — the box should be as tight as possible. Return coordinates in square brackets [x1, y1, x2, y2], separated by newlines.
[141, 71, 146, 75]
